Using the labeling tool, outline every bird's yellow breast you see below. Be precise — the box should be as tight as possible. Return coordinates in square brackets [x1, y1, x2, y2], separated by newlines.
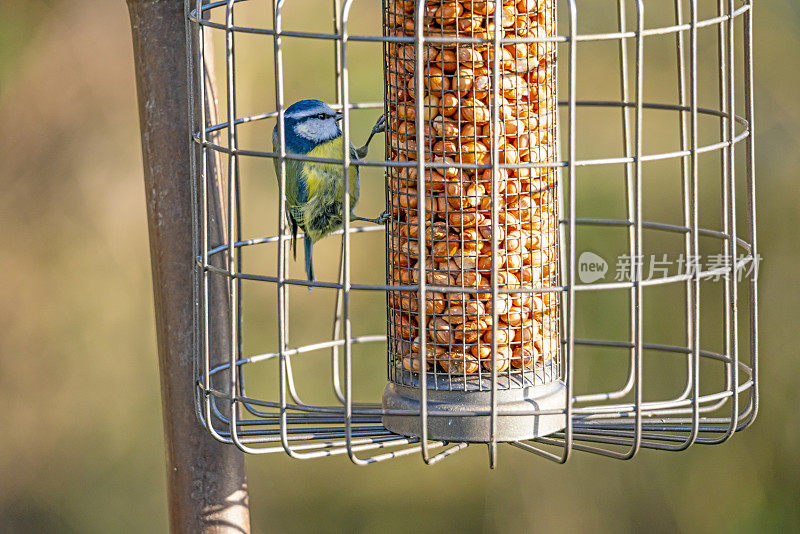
[304, 137, 359, 203]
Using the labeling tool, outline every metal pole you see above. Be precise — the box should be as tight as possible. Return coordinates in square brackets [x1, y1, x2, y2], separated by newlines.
[127, 0, 251, 532]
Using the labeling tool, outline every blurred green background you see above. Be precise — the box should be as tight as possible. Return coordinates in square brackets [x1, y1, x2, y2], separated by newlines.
[1, 0, 798, 532]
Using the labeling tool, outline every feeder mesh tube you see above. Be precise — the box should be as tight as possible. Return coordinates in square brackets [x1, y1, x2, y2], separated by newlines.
[384, 0, 560, 390]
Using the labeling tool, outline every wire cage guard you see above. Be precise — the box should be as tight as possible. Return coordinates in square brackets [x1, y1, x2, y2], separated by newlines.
[188, 0, 759, 466]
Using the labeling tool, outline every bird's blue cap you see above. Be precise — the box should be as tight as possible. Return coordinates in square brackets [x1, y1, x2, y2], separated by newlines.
[284, 99, 342, 120]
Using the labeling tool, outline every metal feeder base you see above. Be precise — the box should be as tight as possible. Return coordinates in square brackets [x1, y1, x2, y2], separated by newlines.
[382, 376, 567, 443]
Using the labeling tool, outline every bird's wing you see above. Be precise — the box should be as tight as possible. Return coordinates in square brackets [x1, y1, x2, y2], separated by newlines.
[296, 161, 335, 243]
[273, 129, 306, 256]
[286, 158, 306, 257]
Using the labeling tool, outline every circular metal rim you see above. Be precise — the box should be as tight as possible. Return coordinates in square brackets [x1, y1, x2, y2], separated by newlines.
[192, 415, 759, 456]
[213, 338, 753, 374]
[192, 100, 750, 170]
[196, 373, 754, 420]
[189, 0, 750, 44]
[197, 344, 754, 419]
[197, 225, 755, 292]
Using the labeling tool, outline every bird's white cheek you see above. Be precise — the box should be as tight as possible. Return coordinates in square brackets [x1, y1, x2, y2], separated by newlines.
[294, 122, 315, 140]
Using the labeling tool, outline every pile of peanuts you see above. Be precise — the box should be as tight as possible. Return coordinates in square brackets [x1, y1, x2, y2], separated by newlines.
[384, 0, 560, 381]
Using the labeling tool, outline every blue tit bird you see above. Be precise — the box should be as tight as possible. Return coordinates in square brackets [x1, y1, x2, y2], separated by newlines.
[272, 99, 386, 283]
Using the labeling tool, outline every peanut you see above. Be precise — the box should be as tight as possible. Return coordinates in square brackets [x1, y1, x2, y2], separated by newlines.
[440, 351, 480, 374]
[481, 345, 511, 372]
[511, 343, 539, 369]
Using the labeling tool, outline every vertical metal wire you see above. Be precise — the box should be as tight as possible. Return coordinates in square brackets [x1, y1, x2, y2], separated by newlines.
[561, 0, 578, 464]
[339, 0, 370, 466]
[330, 247, 347, 404]
[380, 0, 393, 392]
[330, 0, 347, 405]
[628, 0, 644, 460]
[724, 0, 740, 436]
[271, 0, 296, 457]
[488, 0, 504, 469]
[412, 0, 431, 465]
[715, 0, 734, 422]
[742, 0, 759, 428]
[187, 0, 202, 427]
[224, 0, 243, 450]
[617, 0, 638, 405]
[195, 0, 218, 441]
[688, 0, 702, 446]
[674, 0, 696, 405]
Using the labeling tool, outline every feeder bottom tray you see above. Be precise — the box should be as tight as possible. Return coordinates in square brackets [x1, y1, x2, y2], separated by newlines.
[382, 374, 567, 443]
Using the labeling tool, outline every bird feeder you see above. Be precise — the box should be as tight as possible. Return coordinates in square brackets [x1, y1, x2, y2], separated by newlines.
[381, 0, 566, 443]
[188, 0, 759, 465]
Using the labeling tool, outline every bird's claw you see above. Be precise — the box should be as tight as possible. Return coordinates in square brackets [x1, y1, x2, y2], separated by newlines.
[371, 114, 386, 136]
[355, 114, 386, 159]
[351, 210, 390, 225]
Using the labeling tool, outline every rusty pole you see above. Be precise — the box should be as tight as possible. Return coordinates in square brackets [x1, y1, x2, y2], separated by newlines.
[127, 0, 251, 532]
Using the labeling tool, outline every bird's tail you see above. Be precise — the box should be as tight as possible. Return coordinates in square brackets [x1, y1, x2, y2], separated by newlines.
[290, 217, 298, 260]
[304, 235, 315, 290]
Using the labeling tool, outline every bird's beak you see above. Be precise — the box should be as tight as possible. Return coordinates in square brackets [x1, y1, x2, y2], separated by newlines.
[335, 111, 343, 121]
